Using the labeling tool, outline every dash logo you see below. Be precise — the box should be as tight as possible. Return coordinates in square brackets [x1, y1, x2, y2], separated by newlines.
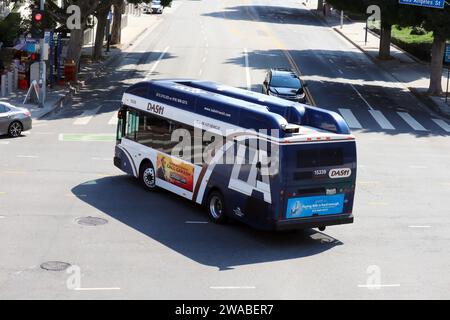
[147, 103, 165, 115]
[329, 168, 351, 179]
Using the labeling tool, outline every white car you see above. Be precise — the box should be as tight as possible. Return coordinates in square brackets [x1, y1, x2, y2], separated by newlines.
[151, 0, 163, 14]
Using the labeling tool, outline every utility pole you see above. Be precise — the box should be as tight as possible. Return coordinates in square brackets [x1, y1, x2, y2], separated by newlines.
[38, 0, 46, 107]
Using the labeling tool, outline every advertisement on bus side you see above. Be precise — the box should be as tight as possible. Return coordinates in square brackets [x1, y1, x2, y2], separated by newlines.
[156, 153, 194, 192]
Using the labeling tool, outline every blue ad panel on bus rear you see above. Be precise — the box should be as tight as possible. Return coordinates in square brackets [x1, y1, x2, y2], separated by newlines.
[286, 194, 345, 219]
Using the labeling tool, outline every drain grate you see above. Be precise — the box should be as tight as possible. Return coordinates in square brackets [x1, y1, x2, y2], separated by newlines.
[40, 261, 71, 271]
[76, 216, 108, 226]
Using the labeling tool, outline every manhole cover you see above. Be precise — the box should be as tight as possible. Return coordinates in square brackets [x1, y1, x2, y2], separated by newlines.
[40, 261, 71, 271]
[76, 216, 108, 226]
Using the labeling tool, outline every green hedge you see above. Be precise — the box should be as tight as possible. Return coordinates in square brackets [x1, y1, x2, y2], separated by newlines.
[372, 26, 433, 62]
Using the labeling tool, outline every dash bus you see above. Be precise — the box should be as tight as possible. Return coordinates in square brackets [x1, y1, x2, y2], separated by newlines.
[114, 79, 357, 231]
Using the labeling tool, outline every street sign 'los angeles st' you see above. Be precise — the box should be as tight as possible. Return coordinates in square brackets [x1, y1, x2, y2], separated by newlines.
[399, 0, 445, 9]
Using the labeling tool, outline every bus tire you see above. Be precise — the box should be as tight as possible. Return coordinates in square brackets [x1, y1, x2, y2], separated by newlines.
[206, 190, 228, 224]
[139, 161, 157, 191]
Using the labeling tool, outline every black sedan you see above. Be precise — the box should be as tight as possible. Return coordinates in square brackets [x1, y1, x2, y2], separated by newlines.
[262, 69, 308, 103]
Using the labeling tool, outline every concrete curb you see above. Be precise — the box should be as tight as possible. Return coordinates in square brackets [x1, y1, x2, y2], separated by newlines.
[306, 6, 450, 118]
[35, 93, 72, 120]
[332, 26, 450, 119]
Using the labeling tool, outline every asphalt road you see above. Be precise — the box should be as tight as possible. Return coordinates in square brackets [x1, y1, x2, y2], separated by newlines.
[1, 0, 449, 299]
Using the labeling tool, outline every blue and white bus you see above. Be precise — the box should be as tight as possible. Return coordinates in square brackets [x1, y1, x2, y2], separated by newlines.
[114, 79, 357, 231]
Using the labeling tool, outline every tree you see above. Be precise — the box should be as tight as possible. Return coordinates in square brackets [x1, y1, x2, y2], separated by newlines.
[93, 0, 112, 60]
[46, 0, 101, 79]
[327, 0, 407, 60]
[110, 0, 125, 45]
[419, 7, 450, 95]
[317, 0, 324, 11]
[0, 12, 27, 47]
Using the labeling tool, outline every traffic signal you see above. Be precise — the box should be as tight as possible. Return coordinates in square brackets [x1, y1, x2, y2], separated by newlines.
[31, 10, 45, 39]
[30, 53, 40, 61]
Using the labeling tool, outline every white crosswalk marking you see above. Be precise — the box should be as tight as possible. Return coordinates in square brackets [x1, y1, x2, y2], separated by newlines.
[73, 107, 101, 125]
[397, 112, 428, 131]
[369, 110, 395, 130]
[432, 119, 450, 132]
[108, 114, 118, 125]
[338, 108, 362, 129]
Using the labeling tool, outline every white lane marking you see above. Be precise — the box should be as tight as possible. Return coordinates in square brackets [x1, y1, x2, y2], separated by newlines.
[369, 110, 395, 130]
[202, 57, 207, 63]
[206, 43, 209, 48]
[0, 141, 10, 145]
[198, 69, 203, 76]
[408, 225, 431, 228]
[358, 284, 400, 288]
[210, 286, 256, 290]
[73, 107, 101, 126]
[338, 69, 344, 74]
[108, 114, 118, 125]
[349, 84, 374, 110]
[16, 155, 39, 158]
[244, 48, 251, 91]
[338, 108, 362, 129]
[144, 46, 170, 80]
[329, 58, 335, 63]
[397, 112, 428, 131]
[432, 119, 450, 132]
[185, 221, 209, 224]
[409, 165, 427, 169]
[73, 287, 120, 291]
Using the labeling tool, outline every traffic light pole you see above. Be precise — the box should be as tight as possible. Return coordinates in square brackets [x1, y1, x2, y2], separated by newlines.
[38, 0, 46, 107]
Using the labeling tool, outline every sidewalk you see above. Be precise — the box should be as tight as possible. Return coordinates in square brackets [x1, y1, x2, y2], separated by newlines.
[0, 13, 161, 120]
[303, 0, 450, 118]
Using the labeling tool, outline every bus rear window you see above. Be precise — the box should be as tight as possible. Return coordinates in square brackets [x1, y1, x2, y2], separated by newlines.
[296, 147, 344, 168]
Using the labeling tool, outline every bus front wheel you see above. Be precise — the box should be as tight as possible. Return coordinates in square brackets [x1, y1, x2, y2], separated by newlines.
[139, 161, 157, 191]
[207, 191, 228, 224]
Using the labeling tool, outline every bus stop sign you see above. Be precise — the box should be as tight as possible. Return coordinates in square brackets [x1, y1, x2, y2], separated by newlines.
[399, 0, 445, 9]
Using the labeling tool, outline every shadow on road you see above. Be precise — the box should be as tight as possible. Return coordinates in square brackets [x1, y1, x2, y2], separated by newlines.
[226, 48, 449, 137]
[72, 175, 343, 270]
[44, 50, 177, 121]
[203, 5, 320, 27]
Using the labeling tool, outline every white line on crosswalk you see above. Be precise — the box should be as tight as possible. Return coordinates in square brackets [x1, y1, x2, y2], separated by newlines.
[338, 108, 362, 129]
[369, 110, 395, 130]
[397, 112, 428, 131]
[73, 107, 101, 125]
[108, 114, 118, 125]
[432, 119, 450, 132]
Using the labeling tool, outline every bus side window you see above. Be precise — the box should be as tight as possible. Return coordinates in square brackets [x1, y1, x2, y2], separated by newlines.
[125, 110, 139, 141]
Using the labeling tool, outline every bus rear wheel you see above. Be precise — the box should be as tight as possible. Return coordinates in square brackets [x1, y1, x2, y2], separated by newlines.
[207, 191, 228, 224]
[140, 162, 157, 191]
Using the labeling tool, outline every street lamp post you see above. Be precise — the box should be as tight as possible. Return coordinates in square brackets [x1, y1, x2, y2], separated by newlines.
[38, 0, 46, 108]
